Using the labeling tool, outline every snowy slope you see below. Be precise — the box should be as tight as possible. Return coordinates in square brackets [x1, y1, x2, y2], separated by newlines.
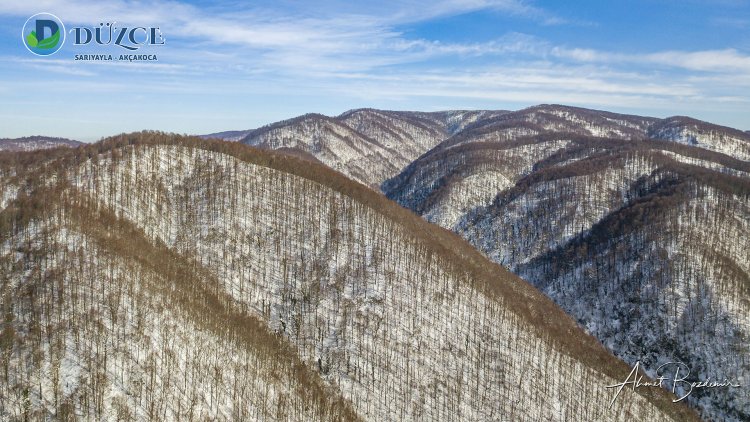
[0, 218, 355, 421]
[238, 109, 510, 188]
[204, 105, 746, 189]
[432, 105, 658, 152]
[385, 126, 750, 421]
[0, 134, 698, 421]
[200, 129, 255, 142]
[0, 136, 82, 151]
[648, 116, 750, 161]
[242, 113, 402, 187]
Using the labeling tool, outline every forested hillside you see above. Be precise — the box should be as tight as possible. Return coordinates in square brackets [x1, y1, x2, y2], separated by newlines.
[0, 133, 698, 421]
[0, 136, 82, 152]
[234, 109, 507, 187]
[384, 106, 750, 421]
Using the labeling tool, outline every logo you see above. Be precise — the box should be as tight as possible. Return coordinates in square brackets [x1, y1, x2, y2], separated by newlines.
[21, 14, 165, 62]
[22, 13, 65, 56]
[71, 23, 165, 51]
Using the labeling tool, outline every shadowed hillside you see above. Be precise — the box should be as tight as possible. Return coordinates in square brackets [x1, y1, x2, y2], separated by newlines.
[384, 105, 750, 421]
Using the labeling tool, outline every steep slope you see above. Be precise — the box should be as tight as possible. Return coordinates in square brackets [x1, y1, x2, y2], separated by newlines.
[241, 113, 405, 187]
[239, 109, 509, 188]
[0, 136, 82, 151]
[381, 110, 511, 135]
[648, 116, 750, 161]
[336, 109, 446, 160]
[206, 106, 747, 190]
[0, 134, 698, 421]
[433, 105, 658, 152]
[0, 150, 357, 421]
[385, 131, 750, 421]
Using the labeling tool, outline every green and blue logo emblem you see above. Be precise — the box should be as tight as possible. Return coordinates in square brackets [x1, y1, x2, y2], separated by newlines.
[22, 13, 65, 56]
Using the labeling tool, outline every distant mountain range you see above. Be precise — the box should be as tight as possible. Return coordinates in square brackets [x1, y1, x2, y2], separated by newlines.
[203, 105, 748, 184]
[0, 136, 82, 151]
[202, 104, 750, 421]
[0, 133, 698, 421]
[203, 109, 507, 187]
[200, 129, 255, 142]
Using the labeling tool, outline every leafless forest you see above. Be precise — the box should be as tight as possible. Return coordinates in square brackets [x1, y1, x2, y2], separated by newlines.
[0, 134, 699, 420]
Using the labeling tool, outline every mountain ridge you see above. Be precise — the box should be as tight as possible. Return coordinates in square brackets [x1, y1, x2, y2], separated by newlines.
[201, 105, 747, 193]
[0, 136, 82, 152]
[381, 111, 750, 420]
[0, 133, 699, 420]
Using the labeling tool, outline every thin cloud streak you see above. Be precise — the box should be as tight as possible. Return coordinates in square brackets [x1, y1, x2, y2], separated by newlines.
[3, 1, 748, 76]
[554, 47, 750, 73]
[0, 0, 747, 136]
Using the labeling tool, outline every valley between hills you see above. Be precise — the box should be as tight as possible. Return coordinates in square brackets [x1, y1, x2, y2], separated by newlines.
[1, 104, 747, 421]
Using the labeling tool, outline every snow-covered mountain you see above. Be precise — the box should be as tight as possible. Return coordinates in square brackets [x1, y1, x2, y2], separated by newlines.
[0, 133, 698, 421]
[217, 105, 746, 191]
[200, 129, 255, 142]
[216, 109, 506, 188]
[383, 105, 750, 421]
[240, 110, 440, 187]
[0, 136, 82, 151]
[648, 116, 750, 161]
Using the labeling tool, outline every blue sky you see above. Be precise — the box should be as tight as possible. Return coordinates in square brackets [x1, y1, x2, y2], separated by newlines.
[0, 0, 748, 141]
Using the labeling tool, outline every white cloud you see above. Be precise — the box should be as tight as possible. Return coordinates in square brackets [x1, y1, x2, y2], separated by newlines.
[644, 49, 750, 73]
[387, 0, 567, 25]
[1, 0, 748, 132]
[322, 65, 715, 106]
[552, 46, 750, 74]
